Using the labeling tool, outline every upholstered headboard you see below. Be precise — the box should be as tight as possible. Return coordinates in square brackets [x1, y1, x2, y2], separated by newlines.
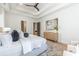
[0, 27, 3, 32]
[0, 27, 11, 33]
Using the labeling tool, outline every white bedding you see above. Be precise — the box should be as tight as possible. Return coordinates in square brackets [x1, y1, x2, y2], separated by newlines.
[0, 34, 47, 56]
[30, 35, 46, 48]
[20, 34, 46, 54]
[0, 41, 22, 56]
[20, 38, 33, 54]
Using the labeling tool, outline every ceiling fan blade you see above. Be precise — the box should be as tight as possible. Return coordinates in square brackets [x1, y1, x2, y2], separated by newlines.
[34, 6, 39, 11]
[24, 4, 34, 7]
[34, 3, 39, 7]
[24, 3, 39, 11]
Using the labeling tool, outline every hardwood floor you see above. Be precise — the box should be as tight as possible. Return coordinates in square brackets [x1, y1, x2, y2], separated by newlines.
[40, 40, 67, 56]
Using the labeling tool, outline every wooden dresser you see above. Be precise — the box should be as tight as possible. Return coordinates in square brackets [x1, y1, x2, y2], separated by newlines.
[44, 32, 58, 42]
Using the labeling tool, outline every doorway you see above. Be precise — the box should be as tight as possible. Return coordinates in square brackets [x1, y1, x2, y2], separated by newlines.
[33, 22, 40, 36]
[21, 20, 27, 32]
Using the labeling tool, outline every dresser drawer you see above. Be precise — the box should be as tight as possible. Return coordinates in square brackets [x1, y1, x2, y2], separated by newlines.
[44, 32, 58, 42]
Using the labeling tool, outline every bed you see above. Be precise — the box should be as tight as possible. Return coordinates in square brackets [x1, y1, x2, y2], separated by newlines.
[0, 34, 47, 56]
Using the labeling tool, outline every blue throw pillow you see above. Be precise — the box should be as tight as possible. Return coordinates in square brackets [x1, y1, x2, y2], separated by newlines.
[24, 33, 29, 37]
[11, 30, 19, 42]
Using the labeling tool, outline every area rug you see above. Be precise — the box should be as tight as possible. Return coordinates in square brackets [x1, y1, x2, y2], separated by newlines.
[40, 40, 66, 56]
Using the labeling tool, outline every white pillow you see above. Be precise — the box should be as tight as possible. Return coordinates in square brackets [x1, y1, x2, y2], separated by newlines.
[0, 33, 12, 46]
[19, 31, 24, 39]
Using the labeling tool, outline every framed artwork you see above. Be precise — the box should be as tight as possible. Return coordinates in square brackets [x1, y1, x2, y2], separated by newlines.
[46, 18, 58, 31]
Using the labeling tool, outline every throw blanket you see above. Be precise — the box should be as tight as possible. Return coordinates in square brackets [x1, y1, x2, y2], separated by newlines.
[20, 34, 46, 54]
[20, 38, 33, 54]
[30, 35, 46, 48]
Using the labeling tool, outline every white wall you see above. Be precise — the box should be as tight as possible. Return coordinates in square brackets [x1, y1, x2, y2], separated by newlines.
[0, 7, 5, 27]
[39, 4, 79, 44]
[5, 12, 34, 34]
[2, 4, 79, 44]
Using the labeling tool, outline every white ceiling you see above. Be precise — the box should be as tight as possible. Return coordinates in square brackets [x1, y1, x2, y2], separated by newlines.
[0, 3, 71, 18]
[0, 3, 59, 14]
[38, 3, 59, 11]
[16, 3, 60, 15]
[23, 3, 35, 5]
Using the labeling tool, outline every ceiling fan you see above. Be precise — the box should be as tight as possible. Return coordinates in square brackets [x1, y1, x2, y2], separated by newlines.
[24, 3, 39, 11]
